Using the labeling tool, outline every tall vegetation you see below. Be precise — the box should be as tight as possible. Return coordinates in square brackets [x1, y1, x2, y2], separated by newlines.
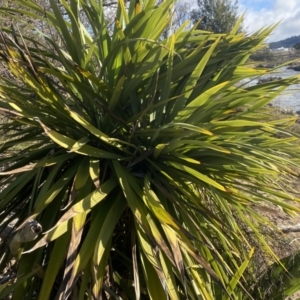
[191, 0, 240, 33]
[0, 0, 299, 299]
[293, 42, 300, 51]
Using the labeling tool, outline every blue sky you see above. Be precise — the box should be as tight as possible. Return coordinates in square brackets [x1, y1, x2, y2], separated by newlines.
[238, 0, 300, 41]
[240, 0, 273, 12]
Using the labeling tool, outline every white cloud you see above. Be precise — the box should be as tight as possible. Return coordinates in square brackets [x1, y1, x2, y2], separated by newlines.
[186, 0, 300, 42]
[240, 0, 300, 41]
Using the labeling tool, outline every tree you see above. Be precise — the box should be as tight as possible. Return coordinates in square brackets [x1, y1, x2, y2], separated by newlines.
[191, 0, 240, 33]
[0, 0, 300, 299]
[293, 42, 300, 50]
[159, 0, 191, 38]
[250, 47, 274, 62]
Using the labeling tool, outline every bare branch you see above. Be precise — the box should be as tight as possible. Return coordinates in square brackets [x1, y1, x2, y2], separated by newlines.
[278, 224, 300, 233]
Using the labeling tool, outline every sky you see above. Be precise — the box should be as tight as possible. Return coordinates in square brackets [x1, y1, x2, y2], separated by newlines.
[239, 0, 300, 42]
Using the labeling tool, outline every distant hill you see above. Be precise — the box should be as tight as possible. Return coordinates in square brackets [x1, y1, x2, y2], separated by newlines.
[269, 35, 300, 49]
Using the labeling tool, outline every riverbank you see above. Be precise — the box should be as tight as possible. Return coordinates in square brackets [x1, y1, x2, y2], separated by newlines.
[249, 48, 300, 68]
[242, 66, 300, 112]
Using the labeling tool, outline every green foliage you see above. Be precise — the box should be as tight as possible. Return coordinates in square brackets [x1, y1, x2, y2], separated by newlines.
[253, 251, 300, 299]
[0, 0, 299, 299]
[250, 48, 274, 62]
[190, 0, 240, 33]
[293, 42, 300, 50]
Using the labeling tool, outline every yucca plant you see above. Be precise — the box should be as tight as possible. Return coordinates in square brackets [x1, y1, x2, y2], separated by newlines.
[0, 0, 300, 299]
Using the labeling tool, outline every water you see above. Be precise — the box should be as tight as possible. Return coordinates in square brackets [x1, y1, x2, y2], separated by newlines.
[242, 67, 300, 112]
